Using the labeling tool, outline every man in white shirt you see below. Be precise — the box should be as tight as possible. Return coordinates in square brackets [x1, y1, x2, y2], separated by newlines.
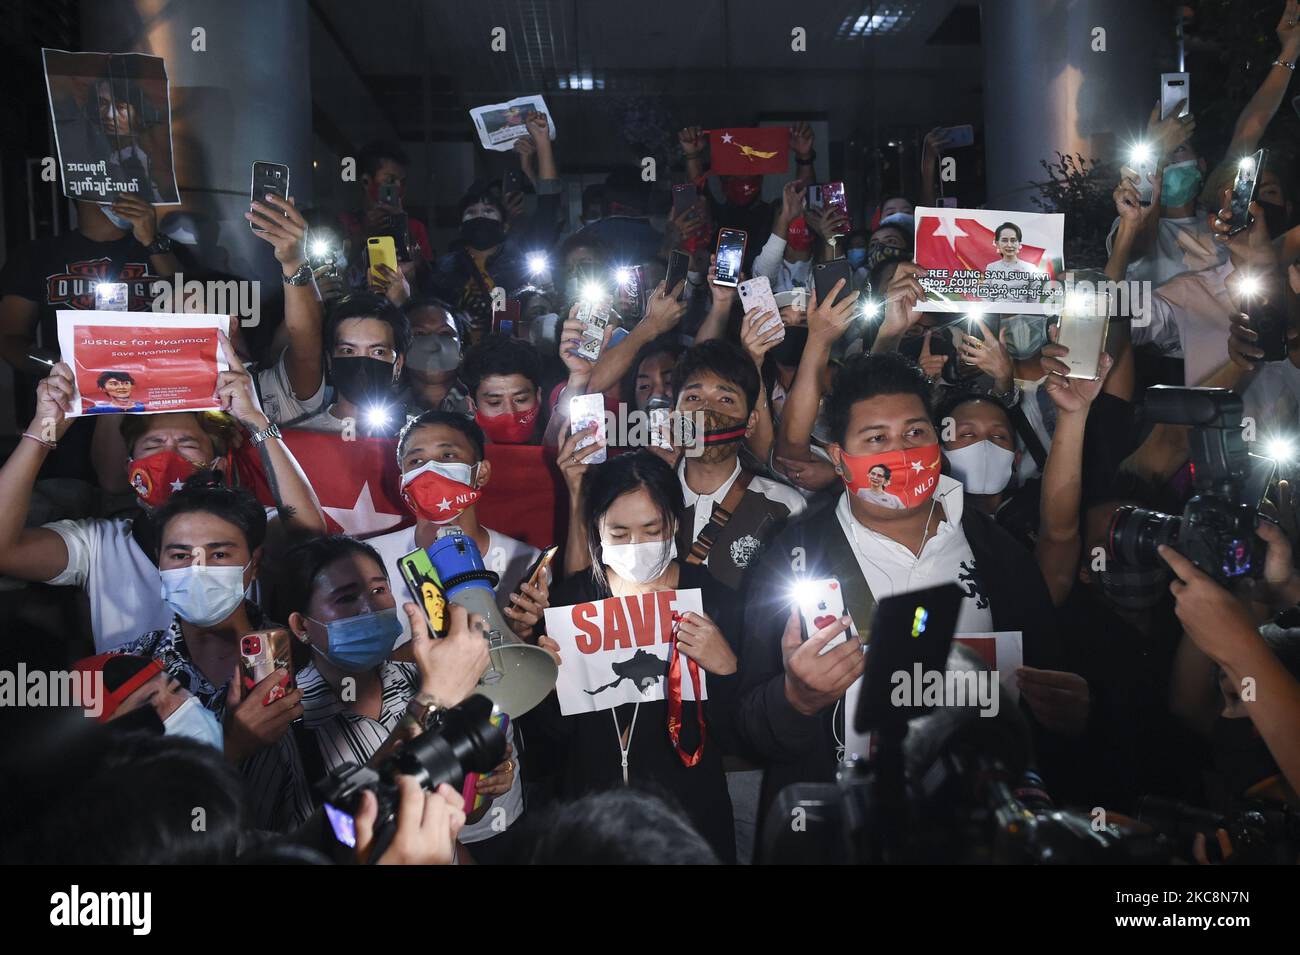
[367, 410, 543, 652]
[0, 361, 326, 650]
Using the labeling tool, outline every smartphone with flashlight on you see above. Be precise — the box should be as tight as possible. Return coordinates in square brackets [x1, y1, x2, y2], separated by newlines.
[1160, 72, 1190, 121]
[239, 629, 295, 705]
[250, 161, 290, 234]
[1239, 272, 1290, 362]
[367, 235, 399, 287]
[738, 275, 784, 340]
[713, 228, 747, 287]
[1055, 286, 1110, 379]
[1226, 148, 1267, 236]
[569, 393, 608, 464]
[795, 577, 856, 656]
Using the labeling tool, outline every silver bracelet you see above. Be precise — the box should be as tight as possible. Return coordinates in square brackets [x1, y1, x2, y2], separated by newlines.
[1274, 58, 1296, 71]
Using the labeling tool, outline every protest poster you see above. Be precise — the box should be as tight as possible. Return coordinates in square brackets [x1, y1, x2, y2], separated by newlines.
[468, 94, 555, 152]
[954, 631, 1024, 705]
[42, 49, 180, 205]
[543, 588, 706, 715]
[57, 312, 228, 417]
[913, 207, 1064, 314]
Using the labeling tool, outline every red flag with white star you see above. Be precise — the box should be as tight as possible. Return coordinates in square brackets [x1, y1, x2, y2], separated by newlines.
[706, 127, 790, 176]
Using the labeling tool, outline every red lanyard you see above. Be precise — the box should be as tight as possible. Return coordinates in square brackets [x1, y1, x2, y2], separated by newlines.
[666, 611, 706, 767]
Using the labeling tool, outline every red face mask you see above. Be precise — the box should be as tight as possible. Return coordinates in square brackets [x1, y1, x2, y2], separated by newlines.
[786, 216, 813, 252]
[722, 176, 761, 207]
[839, 443, 942, 510]
[476, 403, 540, 445]
[400, 461, 482, 524]
[127, 450, 202, 508]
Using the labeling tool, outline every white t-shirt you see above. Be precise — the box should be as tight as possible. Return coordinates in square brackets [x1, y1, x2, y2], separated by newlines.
[1106, 214, 1229, 289]
[833, 476, 995, 634]
[368, 523, 541, 648]
[42, 516, 174, 651]
[255, 349, 327, 427]
[1140, 259, 1235, 385]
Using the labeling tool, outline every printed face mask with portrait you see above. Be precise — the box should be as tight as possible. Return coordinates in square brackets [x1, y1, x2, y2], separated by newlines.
[838, 443, 942, 510]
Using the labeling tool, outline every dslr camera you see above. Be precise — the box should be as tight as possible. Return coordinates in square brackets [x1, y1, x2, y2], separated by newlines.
[1108, 386, 1272, 581]
[318, 694, 506, 859]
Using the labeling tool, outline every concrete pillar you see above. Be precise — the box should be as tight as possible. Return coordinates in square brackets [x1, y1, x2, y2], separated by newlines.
[81, 0, 311, 285]
[981, 0, 1169, 211]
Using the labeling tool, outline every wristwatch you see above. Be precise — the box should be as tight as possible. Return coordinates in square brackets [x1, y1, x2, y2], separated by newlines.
[795, 149, 817, 165]
[282, 262, 314, 286]
[144, 233, 173, 256]
[405, 693, 443, 731]
[989, 382, 1022, 407]
[248, 422, 282, 446]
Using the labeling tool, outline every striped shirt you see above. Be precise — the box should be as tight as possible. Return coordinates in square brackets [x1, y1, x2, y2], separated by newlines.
[241, 661, 522, 842]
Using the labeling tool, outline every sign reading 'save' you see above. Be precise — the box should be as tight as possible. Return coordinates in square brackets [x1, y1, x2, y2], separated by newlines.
[543, 588, 706, 715]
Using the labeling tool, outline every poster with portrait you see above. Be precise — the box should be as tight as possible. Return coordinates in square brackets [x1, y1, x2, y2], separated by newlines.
[42, 48, 180, 205]
[56, 312, 230, 417]
[543, 589, 706, 715]
[468, 94, 555, 151]
[913, 207, 1065, 314]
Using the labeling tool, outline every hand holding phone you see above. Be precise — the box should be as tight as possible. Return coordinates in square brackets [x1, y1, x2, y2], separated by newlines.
[738, 276, 783, 337]
[239, 629, 295, 705]
[250, 161, 290, 234]
[574, 301, 611, 362]
[1225, 149, 1267, 237]
[713, 229, 747, 287]
[569, 393, 608, 464]
[796, 578, 856, 655]
[367, 236, 399, 288]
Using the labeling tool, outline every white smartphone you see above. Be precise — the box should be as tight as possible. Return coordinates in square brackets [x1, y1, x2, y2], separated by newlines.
[1056, 287, 1110, 380]
[738, 276, 784, 339]
[1160, 72, 1190, 121]
[569, 393, 608, 464]
[796, 577, 856, 656]
[574, 301, 611, 362]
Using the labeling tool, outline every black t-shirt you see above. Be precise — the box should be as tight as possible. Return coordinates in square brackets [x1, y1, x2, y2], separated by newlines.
[523, 562, 740, 861]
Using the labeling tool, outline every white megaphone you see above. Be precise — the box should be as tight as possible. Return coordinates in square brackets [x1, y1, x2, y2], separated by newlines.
[425, 527, 558, 717]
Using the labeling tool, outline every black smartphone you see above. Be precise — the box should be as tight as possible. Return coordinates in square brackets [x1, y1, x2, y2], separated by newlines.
[665, 249, 690, 296]
[250, 161, 290, 234]
[1243, 276, 1290, 362]
[1226, 148, 1267, 236]
[386, 212, 412, 262]
[503, 169, 525, 196]
[714, 228, 747, 287]
[813, 259, 854, 307]
[378, 182, 401, 208]
[672, 183, 698, 217]
[855, 583, 963, 734]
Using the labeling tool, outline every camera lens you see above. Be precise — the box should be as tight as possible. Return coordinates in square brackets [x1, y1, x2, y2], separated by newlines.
[1107, 505, 1180, 567]
[394, 694, 506, 792]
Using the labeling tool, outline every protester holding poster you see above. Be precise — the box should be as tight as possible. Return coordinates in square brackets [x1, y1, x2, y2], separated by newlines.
[527, 451, 741, 861]
[912, 206, 1065, 313]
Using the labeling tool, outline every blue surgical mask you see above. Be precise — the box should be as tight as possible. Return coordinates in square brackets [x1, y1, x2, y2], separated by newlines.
[1160, 160, 1203, 208]
[309, 607, 403, 672]
[100, 205, 133, 231]
[846, 248, 868, 269]
[160, 563, 250, 628]
[163, 696, 224, 750]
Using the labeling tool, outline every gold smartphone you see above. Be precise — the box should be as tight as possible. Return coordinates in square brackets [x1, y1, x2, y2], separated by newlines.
[1056, 288, 1110, 380]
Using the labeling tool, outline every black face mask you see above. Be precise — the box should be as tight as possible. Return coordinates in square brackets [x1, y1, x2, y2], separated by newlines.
[770, 326, 808, 368]
[1211, 715, 1279, 800]
[461, 217, 506, 251]
[1260, 200, 1290, 239]
[331, 356, 398, 406]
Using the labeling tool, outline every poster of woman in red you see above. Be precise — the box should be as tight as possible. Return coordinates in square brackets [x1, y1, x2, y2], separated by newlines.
[56, 311, 229, 416]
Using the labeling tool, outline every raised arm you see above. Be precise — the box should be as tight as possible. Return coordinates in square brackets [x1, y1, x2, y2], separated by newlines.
[1224, 3, 1300, 157]
[774, 280, 858, 461]
[586, 281, 686, 396]
[737, 308, 785, 462]
[692, 259, 737, 345]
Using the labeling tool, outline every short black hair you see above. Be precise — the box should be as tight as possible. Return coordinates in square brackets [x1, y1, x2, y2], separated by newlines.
[397, 409, 486, 465]
[523, 789, 719, 864]
[934, 389, 1014, 436]
[97, 370, 134, 389]
[457, 180, 507, 221]
[994, 222, 1022, 242]
[404, 295, 470, 343]
[673, 339, 760, 414]
[358, 140, 410, 179]
[152, 472, 268, 556]
[582, 450, 684, 593]
[559, 231, 612, 268]
[624, 336, 684, 406]
[121, 411, 238, 460]
[461, 335, 543, 396]
[826, 351, 932, 446]
[325, 292, 413, 356]
[272, 534, 387, 624]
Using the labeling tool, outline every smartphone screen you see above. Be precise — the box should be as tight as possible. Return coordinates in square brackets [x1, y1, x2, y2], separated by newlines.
[813, 259, 854, 307]
[941, 124, 975, 149]
[1228, 148, 1266, 235]
[714, 229, 746, 287]
[665, 249, 690, 294]
[250, 161, 290, 234]
[523, 545, 559, 590]
[1160, 72, 1190, 121]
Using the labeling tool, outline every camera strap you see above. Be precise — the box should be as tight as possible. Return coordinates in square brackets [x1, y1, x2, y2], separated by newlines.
[292, 720, 328, 810]
[684, 469, 754, 565]
[1009, 404, 1048, 471]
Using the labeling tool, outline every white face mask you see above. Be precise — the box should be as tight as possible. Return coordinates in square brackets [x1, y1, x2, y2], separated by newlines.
[159, 563, 249, 627]
[163, 696, 224, 750]
[603, 538, 677, 583]
[946, 440, 1015, 495]
[401, 459, 477, 489]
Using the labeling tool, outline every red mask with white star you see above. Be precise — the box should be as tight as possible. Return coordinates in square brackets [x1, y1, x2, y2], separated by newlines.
[839, 443, 942, 510]
[400, 461, 482, 524]
[128, 450, 203, 508]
